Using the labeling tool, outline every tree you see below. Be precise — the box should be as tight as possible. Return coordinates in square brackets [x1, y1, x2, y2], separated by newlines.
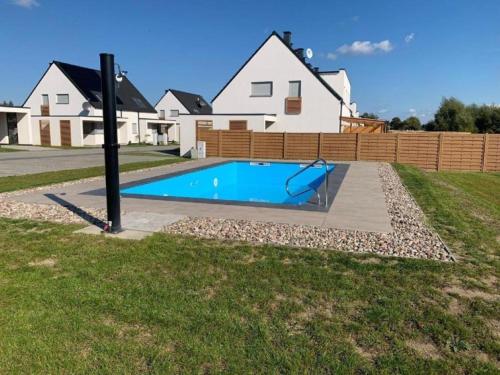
[389, 117, 404, 130]
[402, 116, 421, 130]
[468, 104, 500, 134]
[1, 100, 14, 107]
[360, 112, 379, 119]
[434, 97, 475, 132]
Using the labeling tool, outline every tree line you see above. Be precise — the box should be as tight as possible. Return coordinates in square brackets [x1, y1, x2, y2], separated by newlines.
[360, 98, 500, 133]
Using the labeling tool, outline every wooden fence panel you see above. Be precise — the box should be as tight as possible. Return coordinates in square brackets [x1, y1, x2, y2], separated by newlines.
[253, 132, 284, 159]
[284, 133, 319, 160]
[398, 133, 439, 170]
[440, 134, 485, 171]
[320, 133, 357, 160]
[220, 130, 251, 158]
[358, 134, 397, 162]
[198, 129, 220, 156]
[197, 130, 500, 172]
[484, 134, 500, 172]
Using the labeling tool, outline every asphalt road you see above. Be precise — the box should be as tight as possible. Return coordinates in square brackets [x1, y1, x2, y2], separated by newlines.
[0, 145, 180, 177]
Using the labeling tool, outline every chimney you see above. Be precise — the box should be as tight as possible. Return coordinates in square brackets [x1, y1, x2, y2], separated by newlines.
[295, 48, 304, 60]
[283, 31, 292, 46]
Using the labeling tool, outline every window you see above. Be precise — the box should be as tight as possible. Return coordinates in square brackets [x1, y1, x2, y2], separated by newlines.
[289, 81, 301, 97]
[170, 109, 179, 117]
[56, 94, 69, 104]
[251, 82, 272, 97]
[41, 94, 49, 105]
[159, 110, 165, 119]
[132, 123, 138, 134]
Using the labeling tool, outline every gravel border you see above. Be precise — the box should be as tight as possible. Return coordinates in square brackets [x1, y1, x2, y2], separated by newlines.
[164, 163, 453, 261]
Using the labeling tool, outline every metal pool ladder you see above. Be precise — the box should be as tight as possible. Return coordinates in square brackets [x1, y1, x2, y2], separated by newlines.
[285, 158, 329, 207]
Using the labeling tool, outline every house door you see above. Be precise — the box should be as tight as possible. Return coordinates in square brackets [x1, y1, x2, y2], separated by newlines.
[39, 120, 51, 146]
[60, 120, 72, 146]
[229, 120, 247, 130]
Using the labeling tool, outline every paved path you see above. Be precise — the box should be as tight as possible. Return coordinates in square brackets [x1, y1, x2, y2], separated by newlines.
[0, 145, 179, 176]
[3, 159, 393, 233]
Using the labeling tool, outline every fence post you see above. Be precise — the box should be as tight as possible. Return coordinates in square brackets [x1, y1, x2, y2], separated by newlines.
[355, 133, 361, 161]
[250, 131, 254, 159]
[218, 130, 222, 157]
[437, 133, 444, 171]
[283, 132, 288, 159]
[318, 133, 323, 158]
[395, 133, 400, 163]
[481, 133, 489, 172]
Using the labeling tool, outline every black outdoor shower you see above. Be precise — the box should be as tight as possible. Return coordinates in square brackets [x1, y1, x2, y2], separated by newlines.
[100, 53, 122, 233]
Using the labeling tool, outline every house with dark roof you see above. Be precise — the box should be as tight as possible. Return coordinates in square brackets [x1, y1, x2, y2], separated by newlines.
[154, 89, 212, 143]
[178, 31, 360, 156]
[23, 61, 170, 146]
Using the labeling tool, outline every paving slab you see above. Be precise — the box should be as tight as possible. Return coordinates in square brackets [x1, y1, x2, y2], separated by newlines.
[3, 158, 393, 233]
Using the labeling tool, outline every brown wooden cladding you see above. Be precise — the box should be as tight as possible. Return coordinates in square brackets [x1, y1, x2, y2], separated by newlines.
[229, 120, 248, 131]
[285, 97, 302, 114]
[197, 130, 500, 172]
[39, 120, 51, 146]
[40, 105, 50, 116]
[60, 120, 72, 147]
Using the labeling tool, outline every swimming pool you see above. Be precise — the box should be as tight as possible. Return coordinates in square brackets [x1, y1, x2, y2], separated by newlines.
[121, 161, 334, 207]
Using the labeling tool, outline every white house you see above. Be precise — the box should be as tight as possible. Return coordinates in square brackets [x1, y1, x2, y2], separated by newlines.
[23, 61, 169, 147]
[179, 31, 360, 156]
[154, 89, 212, 144]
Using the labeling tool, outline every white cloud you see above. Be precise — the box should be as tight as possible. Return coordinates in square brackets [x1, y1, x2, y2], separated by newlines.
[326, 52, 338, 60]
[334, 40, 394, 56]
[378, 109, 388, 114]
[404, 33, 415, 43]
[409, 108, 417, 115]
[11, 0, 39, 8]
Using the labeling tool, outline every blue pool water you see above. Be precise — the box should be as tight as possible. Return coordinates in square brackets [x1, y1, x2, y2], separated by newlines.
[121, 161, 334, 206]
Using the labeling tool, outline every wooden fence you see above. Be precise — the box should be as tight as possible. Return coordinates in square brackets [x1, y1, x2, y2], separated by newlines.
[198, 130, 500, 172]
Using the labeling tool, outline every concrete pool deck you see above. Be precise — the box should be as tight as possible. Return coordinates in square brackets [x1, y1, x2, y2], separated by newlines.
[2, 158, 393, 233]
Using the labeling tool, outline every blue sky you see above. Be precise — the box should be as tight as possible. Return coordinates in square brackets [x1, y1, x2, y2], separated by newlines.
[1, 0, 499, 121]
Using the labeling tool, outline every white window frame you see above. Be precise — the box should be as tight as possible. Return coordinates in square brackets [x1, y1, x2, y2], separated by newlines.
[131, 123, 138, 134]
[41, 94, 49, 105]
[170, 109, 179, 117]
[56, 94, 69, 104]
[251, 81, 273, 97]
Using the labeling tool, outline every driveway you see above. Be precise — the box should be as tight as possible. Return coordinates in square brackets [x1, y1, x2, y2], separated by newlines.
[0, 145, 179, 177]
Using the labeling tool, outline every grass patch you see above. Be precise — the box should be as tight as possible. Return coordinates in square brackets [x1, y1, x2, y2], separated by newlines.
[0, 157, 185, 193]
[0, 146, 20, 152]
[0, 165, 498, 373]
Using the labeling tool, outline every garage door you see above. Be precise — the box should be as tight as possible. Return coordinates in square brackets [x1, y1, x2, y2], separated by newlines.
[60, 120, 71, 146]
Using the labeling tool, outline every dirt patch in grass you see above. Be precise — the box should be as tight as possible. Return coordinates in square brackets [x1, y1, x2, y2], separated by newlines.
[356, 257, 382, 264]
[349, 337, 379, 362]
[28, 258, 57, 267]
[406, 338, 442, 360]
[443, 285, 498, 302]
[448, 298, 464, 315]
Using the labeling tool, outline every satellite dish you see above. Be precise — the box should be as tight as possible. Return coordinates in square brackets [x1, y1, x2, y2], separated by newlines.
[306, 48, 314, 59]
[115, 74, 123, 83]
[82, 102, 92, 112]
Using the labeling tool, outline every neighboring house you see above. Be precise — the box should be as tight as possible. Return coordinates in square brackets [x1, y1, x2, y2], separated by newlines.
[154, 89, 212, 143]
[179, 31, 360, 156]
[23, 61, 168, 147]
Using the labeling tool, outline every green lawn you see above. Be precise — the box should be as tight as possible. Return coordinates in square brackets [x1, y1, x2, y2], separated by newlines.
[0, 157, 185, 193]
[0, 146, 20, 152]
[0, 165, 498, 373]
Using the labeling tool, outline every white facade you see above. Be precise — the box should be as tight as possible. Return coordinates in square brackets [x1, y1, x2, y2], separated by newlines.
[212, 34, 344, 133]
[179, 32, 360, 157]
[23, 62, 164, 147]
[153, 90, 189, 143]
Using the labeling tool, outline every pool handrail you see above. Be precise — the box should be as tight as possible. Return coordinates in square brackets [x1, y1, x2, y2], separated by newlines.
[285, 158, 329, 207]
